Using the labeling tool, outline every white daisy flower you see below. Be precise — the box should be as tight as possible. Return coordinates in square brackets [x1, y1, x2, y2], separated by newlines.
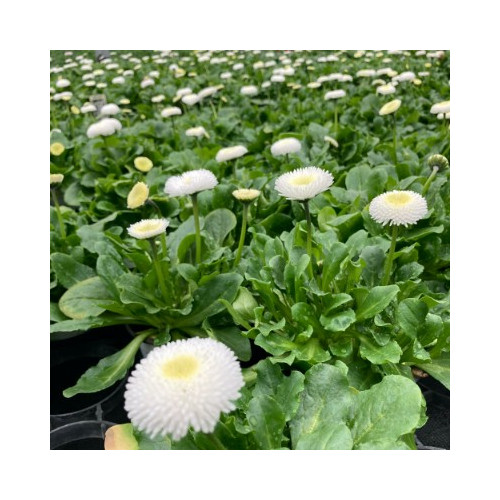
[369, 190, 428, 227]
[185, 126, 208, 138]
[176, 88, 192, 98]
[198, 86, 218, 99]
[141, 77, 155, 89]
[270, 137, 302, 156]
[86, 118, 122, 138]
[376, 83, 396, 95]
[124, 338, 244, 441]
[232, 188, 261, 201]
[220, 72, 232, 79]
[275, 166, 334, 201]
[151, 94, 165, 103]
[393, 71, 416, 82]
[112, 76, 125, 85]
[324, 89, 346, 100]
[430, 100, 450, 114]
[164, 169, 218, 197]
[233, 63, 244, 70]
[53, 91, 73, 101]
[307, 82, 321, 89]
[56, 78, 71, 88]
[240, 85, 258, 96]
[262, 81, 271, 88]
[50, 173, 64, 184]
[271, 74, 285, 83]
[127, 218, 169, 239]
[357, 69, 376, 77]
[379, 99, 401, 116]
[182, 94, 200, 106]
[127, 182, 149, 209]
[324, 136, 339, 148]
[161, 106, 182, 118]
[100, 103, 120, 116]
[215, 145, 248, 162]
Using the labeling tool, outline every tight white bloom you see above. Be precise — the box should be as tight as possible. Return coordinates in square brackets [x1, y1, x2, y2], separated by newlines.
[56, 78, 71, 88]
[141, 77, 155, 88]
[271, 74, 285, 83]
[262, 81, 271, 88]
[430, 100, 450, 114]
[379, 99, 401, 116]
[161, 106, 182, 118]
[50, 173, 64, 184]
[232, 188, 261, 201]
[127, 182, 149, 209]
[324, 136, 339, 147]
[369, 190, 427, 227]
[127, 218, 169, 239]
[215, 145, 248, 162]
[241, 85, 258, 96]
[220, 72, 232, 79]
[151, 94, 165, 103]
[325, 90, 346, 100]
[86, 118, 122, 138]
[176, 87, 192, 97]
[307, 82, 321, 89]
[100, 103, 120, 115]
[270, 137, 302, 156]
[185, 126, 208, 138]
[182, 94, 200, 106]
[377, 83, 396, 95]
[112, 76, 125, 85]
[233, 63, 244, 70]
[134, 157, 153, 172]
[357, 69, 376, 77]
[198, 86, 218, 99]
[165, 169, 218, 197]
[53, 91, 73, 101]
[275, 166, 334, 201]
[393, 71, 416, 82]
[124, 338, 244, 440]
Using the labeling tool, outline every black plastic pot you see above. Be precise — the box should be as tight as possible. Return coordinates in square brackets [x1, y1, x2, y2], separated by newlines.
[50, 420, 116, 450]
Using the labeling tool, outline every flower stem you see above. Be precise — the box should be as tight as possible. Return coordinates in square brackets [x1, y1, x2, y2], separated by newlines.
[334, 102, 338, 134]
[149, 239, 169, 303]
[422, 166, 439, 196]
[382, 225, 399, 285]
[303, 200, 314, 276]
[206, 433, 226, 450]
[191, 193, 202, 264]
[51, 188, 66, 239]
[234, 203, 249, 267]
[392, 113, 398, 165]
[147, 199, 168, 258]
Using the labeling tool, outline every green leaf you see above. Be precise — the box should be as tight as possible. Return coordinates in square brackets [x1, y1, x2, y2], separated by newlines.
[351, 375, 423, 449]
[247, 395, 286, 449]
[360, 245, 385, 287]
[320, 309, 356, 333]
[209, 326, 251, 362]
[322, 293, 353, 315]
[416, 356, 450, 390]
[50, 253, 96, 289]
[295, 423, 353, 450]
[359, 336, 402, 364]
[321, 242, 348, 291]
[117, 274, 162, 314]
[232, 287, 258, 321]
[355, 285, 399, 321]
[397, 298, 429, 338]
[175, 273, 243, 327]
[290, 364, 353, 450]
[59, 277, 115, 319]
[203, 208, 237, 246]
[96, 254, 127, 299]
[63, 331, 150, 397]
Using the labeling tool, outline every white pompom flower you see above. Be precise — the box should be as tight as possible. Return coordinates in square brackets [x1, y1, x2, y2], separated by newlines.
[182, 94, 200, 106]
[127, 218, 169, 239]
[430, 100, 450, 114]
[324, 89, 346, 100]
[165, 169, 218, 197]
[275, 166, 334, 201]
[270, 137, 302, 156]
[100, 103, 120, 116]
[369, 190, 428, 227]
[185, 126, 208, 138]
[161, 106, 182, 118]
[124, 337, 244, 440]
[215, 145, 248, 162]
[86, 118, 122, 138]
[240, 85, 258, 96]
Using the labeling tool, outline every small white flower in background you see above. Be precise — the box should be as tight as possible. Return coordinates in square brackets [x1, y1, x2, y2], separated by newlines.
[123, 69, 134, 76]
[149, 70, 160, 78]
[119, 98, 130, 105]
[106, 63, 119, 70]
[418, 71, 430, 77]
[53, 91, 73, 101]
[220, 71, 232, 79]
[165, 169, 218, 197]
[176, 87, 192, 98]
[233, 63, 244, 70]
[324, 89, 346, 100]
[232, 188, 261, 201]
[96, 82, 107, 89]
[140, 77, 155, 89]
[124, 337, 244, 441]
[253, 61, 265, 69]
[307, 82, 321, 89]
[324, 136, 339, 148]
[377, 67, 394, 76]
[161, 106, 182, 118]
[86, 118, 122, 138]
[56, 78, 71, 88]
[215, 145, 248, 162]
[80, 103, 97, 114]
[198, 86, 218, 99]
[275, 166, 334, 201]
[50, 173, 64, 184]
[430, 100, 450, 114]
[393, 71, 416, 82]
[100, 103, 120, 116]
[185, 126, 208, 138]
[379, 99, 401, 116]
[134, 157, 153, 172]
[262, 81, 271, 88]
[339, 74, 353, 82]
[357, 69, 376, 77]
[271, 74, 285, 83]
[369, 190, 427, 227]
[112, 76, 125, 85]
[240, 85, 258, 96]
[377, 83, 396, 95]
[127, 182, 149, 209]
[127, 218, 169, 239]
[182, 94, 200, 106]
[82, 73, 94, 81]
[151, 94, 165, 103]
[283, 67, 295, 76]
[270, 137, 302, 156]
[93, 69, 104, 76]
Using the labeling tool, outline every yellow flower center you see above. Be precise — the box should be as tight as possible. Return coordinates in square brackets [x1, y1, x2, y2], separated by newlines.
[162, 355, 199, 380]
[385, 192, 412, 206]
[290, 174, 317, 186]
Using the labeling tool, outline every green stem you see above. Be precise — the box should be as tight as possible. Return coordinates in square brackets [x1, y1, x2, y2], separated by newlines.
[149, 239, 169, 303]
[422, 166, 439, 196]
[392, 113, 398, 165]
[191, 193, 202, 264]
[209, 98, 217, 120]
[206, 433, 226, 450]
[382, 225, 399, 285]
[234, 203, 249, 267]
[334, 102, 338, 135]
[147, 200, 168, 258]
[51, 188, 66, 239]
[303, 200, 314, 277]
